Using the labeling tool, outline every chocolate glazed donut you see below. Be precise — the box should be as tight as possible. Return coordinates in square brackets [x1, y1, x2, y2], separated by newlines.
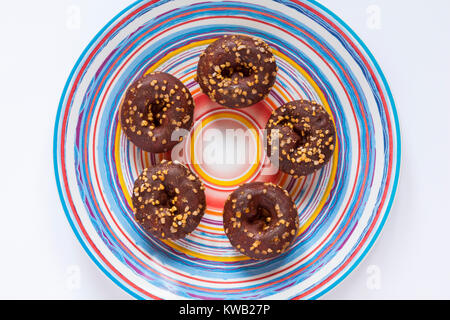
[120, 72, 194, 153]
[223, 182, 299, 260]
[132, 161, 206, 240]
[197, 34, 278, 108]
[266, 100, 336, 178]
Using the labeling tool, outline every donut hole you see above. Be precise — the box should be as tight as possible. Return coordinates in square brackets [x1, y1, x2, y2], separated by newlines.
[292, 126, 310, 148]
[158, 191, 169, 207]
[221, 64, 253, 79]
[246, 205, 274, 231]
[276, 121, 309, 149]
[157, 186, 177, 208]
[147, 101, 166, 127]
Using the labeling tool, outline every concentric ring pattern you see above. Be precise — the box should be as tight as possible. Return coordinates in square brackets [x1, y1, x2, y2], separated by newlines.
[54, 0, 400, 299]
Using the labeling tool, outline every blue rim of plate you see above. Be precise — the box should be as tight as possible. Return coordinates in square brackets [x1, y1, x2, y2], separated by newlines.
[53, 0, 401, 300]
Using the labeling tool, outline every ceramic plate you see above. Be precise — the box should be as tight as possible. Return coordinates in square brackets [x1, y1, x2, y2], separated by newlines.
[54, 0, 400, 299]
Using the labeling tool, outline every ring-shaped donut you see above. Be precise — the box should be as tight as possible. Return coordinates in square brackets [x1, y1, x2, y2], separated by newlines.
[223, 182, 299, 260]
[120, 72, 194, 153]
[197, 35, 278, 108]
[266, 100, 336, 177]
[132, 161, 206, 240]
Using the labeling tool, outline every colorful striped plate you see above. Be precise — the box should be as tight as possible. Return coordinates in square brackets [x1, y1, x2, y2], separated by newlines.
[54, 0, 401, 299]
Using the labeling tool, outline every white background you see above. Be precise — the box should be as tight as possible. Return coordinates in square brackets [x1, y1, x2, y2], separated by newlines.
[0, 0, 449, 299]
